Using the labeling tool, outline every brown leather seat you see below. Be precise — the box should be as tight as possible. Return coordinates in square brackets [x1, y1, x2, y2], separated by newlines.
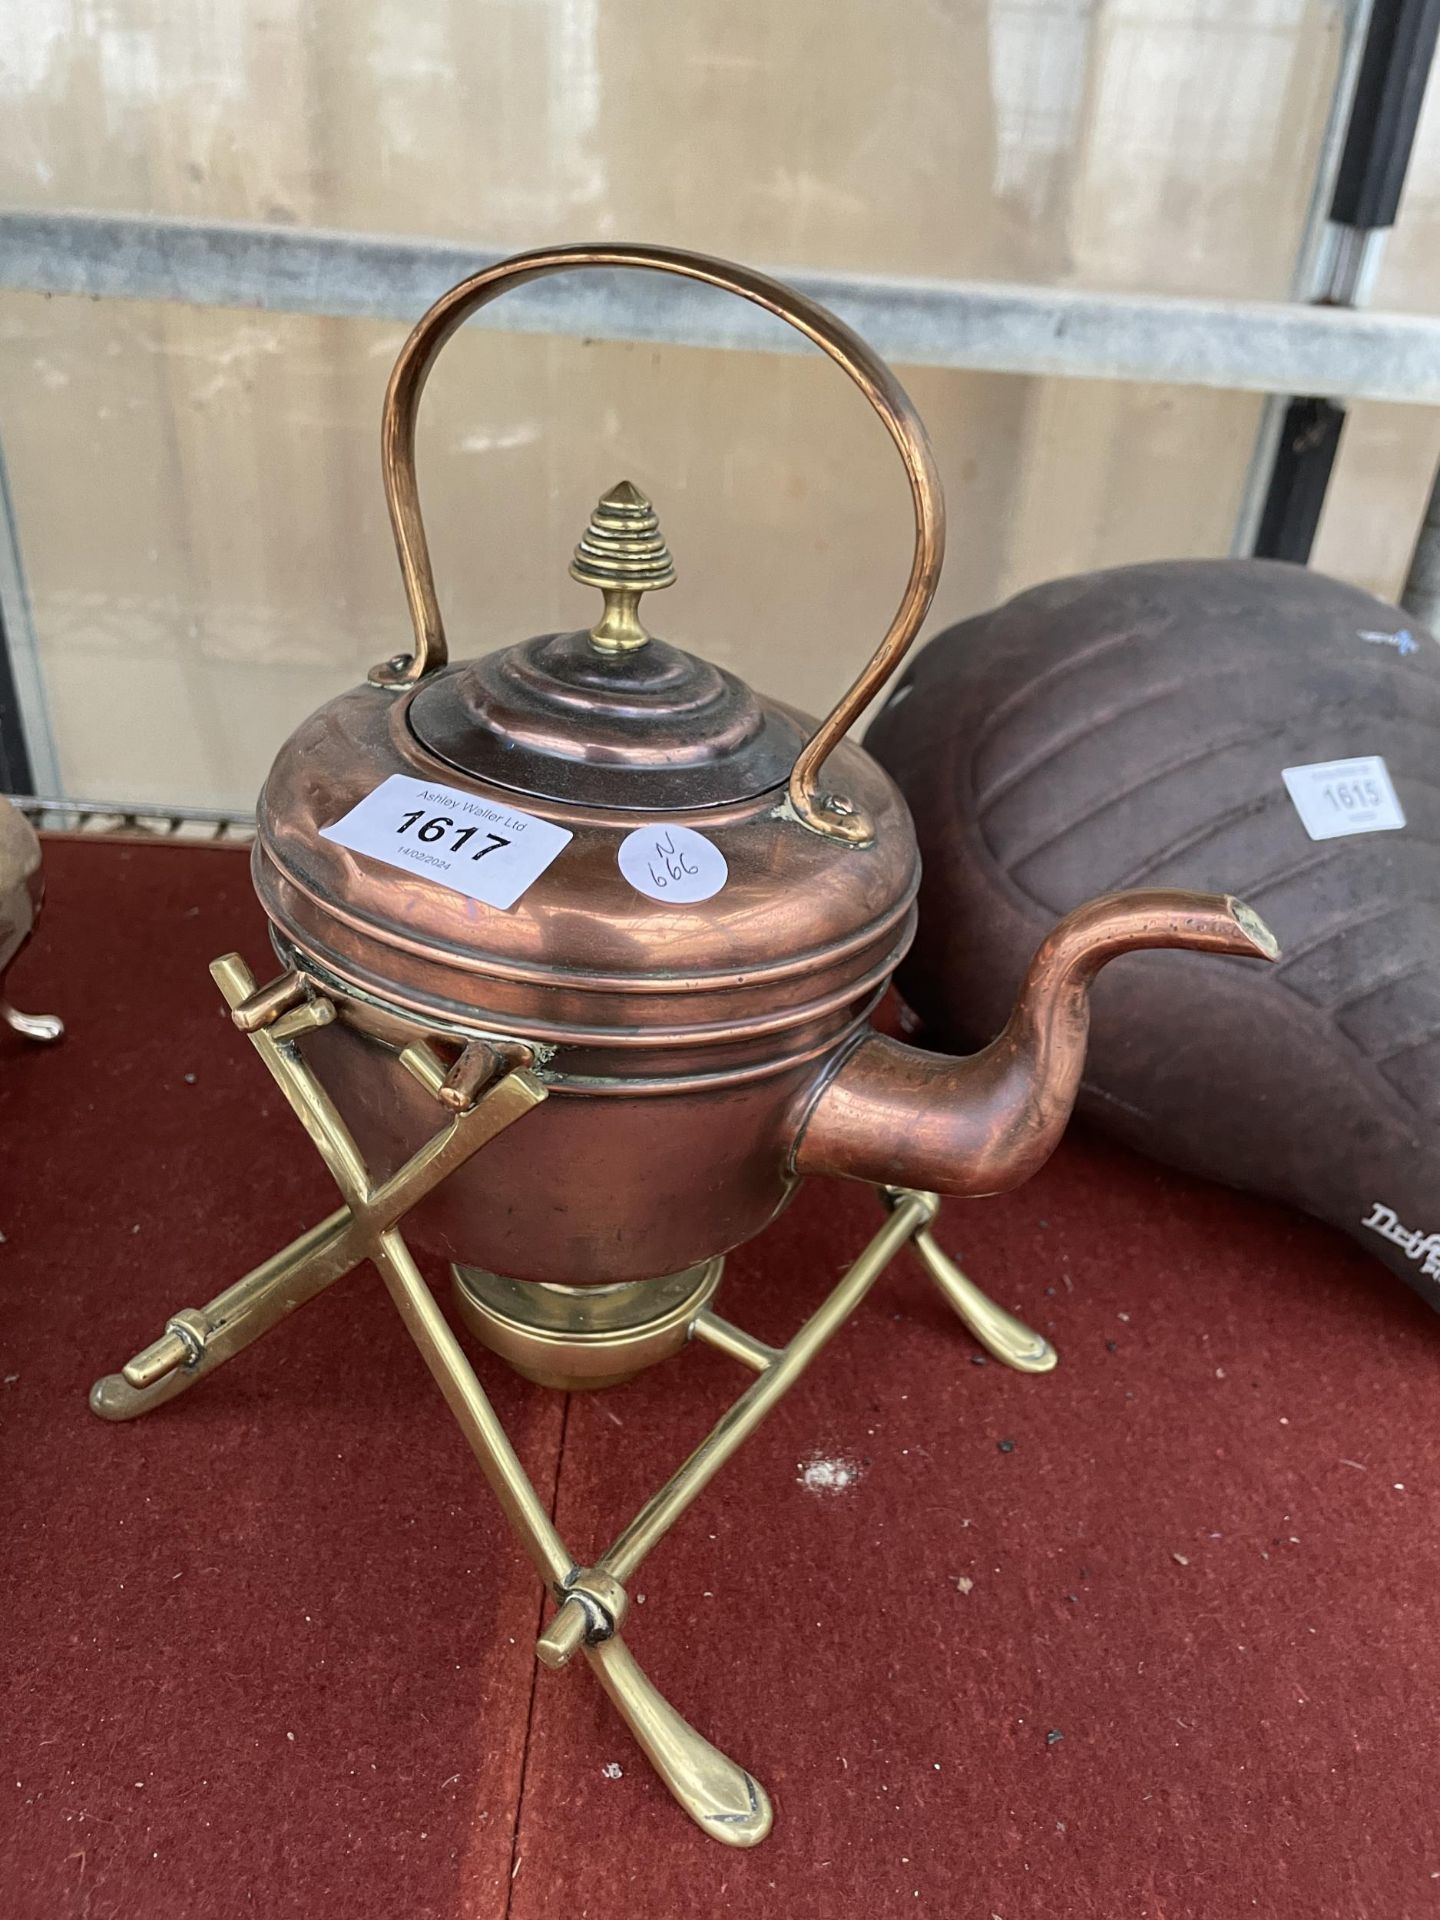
[866, 559, 1440, 1309]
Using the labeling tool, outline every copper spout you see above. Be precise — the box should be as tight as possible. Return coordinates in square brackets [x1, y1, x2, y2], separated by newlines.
[794, 889, 1279, 1198]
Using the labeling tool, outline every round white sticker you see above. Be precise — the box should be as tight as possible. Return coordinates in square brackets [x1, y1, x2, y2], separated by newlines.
[617, 824, 728, 904]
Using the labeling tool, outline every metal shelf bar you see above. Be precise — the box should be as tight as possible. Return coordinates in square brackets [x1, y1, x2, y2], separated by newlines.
[2, 210, 1439, 405]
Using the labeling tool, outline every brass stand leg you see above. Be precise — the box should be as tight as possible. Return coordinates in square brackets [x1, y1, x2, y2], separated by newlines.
[371, 1228, 573, 1589]
[887, 1191, 1058, 1373]
[87, 951, 767, 1845]
[541, 1192, 937, 1665]
[374, 1228, 772, 1846]
[514, 1192, 942, 1849]
[90, 954, 546, 1421]
[90, 1208, 353, 1421]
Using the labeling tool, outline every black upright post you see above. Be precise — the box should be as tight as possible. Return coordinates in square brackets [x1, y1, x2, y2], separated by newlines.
[0, 597, 35, 796]
[1251, 0, 1440, 564]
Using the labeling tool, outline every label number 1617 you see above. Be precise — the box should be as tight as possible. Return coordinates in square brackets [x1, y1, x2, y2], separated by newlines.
[396, 810, 511, 860]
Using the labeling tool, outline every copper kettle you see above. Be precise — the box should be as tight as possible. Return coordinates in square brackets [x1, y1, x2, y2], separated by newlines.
[95, 245, 1277, 1853]
[254, 245, 1275, 1346]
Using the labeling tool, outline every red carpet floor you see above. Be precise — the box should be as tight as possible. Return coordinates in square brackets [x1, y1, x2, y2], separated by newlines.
[2, 837, 1437, 1919]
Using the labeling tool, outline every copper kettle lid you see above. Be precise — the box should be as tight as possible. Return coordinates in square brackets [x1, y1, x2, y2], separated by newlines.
[405, 480, 807, 810]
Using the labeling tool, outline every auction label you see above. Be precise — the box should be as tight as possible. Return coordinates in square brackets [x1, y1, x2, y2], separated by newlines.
[320, 774, 572, 910]
[1281, 755, 1406, 841]
[617, 823, 728, 904]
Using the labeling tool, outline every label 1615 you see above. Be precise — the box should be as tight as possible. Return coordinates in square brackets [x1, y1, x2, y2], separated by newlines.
[1281, 756, 1406, 842]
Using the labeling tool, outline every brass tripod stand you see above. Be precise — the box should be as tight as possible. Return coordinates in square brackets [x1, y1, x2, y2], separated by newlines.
[93, 956, 1058, 1849]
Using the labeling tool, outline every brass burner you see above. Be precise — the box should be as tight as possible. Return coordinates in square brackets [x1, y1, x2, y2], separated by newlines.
[452, 1259, 724, 1391]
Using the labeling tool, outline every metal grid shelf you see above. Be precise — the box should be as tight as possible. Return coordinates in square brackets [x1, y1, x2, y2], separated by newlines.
[4, 794, 255, 842]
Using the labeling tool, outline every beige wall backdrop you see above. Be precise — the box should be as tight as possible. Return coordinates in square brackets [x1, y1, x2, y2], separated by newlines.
[0, 0, 1436, 809]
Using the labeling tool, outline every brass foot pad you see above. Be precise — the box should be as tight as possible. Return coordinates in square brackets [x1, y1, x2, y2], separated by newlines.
[587, 1637, 773, 1848]
[915, 1224, 1059, 1373]
[90, 1370, 176, 1423]
[1, 1001, 63, 1042]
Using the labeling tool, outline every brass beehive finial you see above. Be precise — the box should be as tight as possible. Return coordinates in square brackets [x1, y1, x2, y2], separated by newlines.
[570, 480, 676, 653]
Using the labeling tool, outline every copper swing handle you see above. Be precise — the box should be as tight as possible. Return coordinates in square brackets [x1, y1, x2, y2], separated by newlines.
[373, 243, 946, 846]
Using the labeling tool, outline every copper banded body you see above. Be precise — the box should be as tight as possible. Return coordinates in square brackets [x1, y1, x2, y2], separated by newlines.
[254, 691, 920, 1282]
